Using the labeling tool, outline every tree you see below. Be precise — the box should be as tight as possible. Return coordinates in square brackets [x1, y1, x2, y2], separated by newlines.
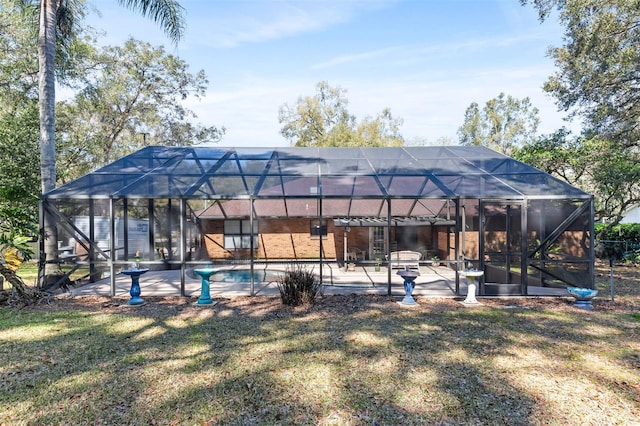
[0, 1, 60, 300]
[38, 0, 185, 192]
[35, 0, 185, 276]
[0, 103, 43, 304]
[521, 0, 640, 145]
[514, 128, 588, 187]
[457, 102, 483, 146]
[0, 1, 39, 101]
[278, 81, 404, 147]
[0, 105, 40, 237]
[57, 38, 224, 182]
[588, 142, 640, 225]
[354, 108, 404, 148]
[457, 93, 540, 156]
[520, 0, 640, 230]
[514, 129, 640, 228]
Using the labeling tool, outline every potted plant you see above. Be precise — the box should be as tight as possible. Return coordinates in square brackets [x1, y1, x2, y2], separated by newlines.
[133, 250, 141, 269]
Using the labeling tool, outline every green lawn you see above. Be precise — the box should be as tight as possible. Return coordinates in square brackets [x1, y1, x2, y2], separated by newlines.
[15, 262, 91, 287]
[1, 263, 639, 425]
[15, 262, 38, 285]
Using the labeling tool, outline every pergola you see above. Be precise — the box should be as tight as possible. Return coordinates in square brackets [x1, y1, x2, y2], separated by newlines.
[41, 145, 594, 296]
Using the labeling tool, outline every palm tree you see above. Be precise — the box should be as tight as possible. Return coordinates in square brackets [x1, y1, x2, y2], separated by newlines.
[38, 0, 185, 277]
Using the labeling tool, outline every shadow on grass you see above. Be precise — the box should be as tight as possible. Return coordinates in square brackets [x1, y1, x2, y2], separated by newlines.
[1, 294, 638, 425]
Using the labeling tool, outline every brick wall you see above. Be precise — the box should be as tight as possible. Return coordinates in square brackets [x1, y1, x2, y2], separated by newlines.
[201, 219, 454, 261]
[201, 218, 337, 260]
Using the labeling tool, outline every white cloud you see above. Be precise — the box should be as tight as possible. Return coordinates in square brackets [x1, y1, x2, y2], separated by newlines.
[312, 46, 402, 70]
[187, 48, 580, 148]
[87, 0, 579, 149]
[185, 79, 306, 147]
[186, 0, 398, 49]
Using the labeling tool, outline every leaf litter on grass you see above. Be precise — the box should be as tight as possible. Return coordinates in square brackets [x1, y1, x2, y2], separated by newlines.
[1, 266, 639, 425]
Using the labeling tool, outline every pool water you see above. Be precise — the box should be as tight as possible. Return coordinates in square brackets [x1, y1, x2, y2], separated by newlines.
[213, 269, 284, 283]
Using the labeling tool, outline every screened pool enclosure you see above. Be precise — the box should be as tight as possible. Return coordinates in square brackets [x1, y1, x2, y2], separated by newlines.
[41, 146, 595, 296]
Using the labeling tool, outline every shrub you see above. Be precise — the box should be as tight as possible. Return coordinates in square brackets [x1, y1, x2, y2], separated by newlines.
[276, 266, 322, 306]
[595, 223, 640, 261]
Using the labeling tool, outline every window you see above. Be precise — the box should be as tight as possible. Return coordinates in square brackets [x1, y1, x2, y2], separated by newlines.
[224, 219, 258, 249]
[310, 220, 328, 238]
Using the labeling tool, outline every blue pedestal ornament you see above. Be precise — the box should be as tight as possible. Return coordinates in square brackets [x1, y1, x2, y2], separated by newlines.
[121, 268, 150, 306]
[193, 268, 219, 305]
[397, 269, 420, 305]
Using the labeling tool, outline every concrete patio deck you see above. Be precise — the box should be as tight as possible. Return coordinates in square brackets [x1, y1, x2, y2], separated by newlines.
[69, 263, 570, 300]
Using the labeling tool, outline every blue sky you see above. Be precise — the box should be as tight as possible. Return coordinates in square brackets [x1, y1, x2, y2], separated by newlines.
[86, 0, 571, 148]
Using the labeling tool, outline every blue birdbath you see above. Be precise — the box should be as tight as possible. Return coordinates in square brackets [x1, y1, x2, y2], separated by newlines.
[567, 287, 598, 309]
[121, 268, 149, 305]
[193, 268, 219, 305]
[397, 269, 420, 305]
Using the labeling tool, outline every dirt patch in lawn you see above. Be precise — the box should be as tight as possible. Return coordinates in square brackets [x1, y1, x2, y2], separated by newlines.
[9, 260, 640, 315]
[19, 290, 630, 318]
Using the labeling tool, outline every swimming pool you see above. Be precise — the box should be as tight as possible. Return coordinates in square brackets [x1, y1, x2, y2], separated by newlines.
[212, 269, 285, 283]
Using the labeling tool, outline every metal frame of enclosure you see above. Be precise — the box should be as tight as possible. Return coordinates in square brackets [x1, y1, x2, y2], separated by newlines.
[40, 146, 595, 296]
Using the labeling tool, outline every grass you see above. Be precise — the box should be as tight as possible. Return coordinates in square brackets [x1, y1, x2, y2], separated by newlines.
[14, 262, 38, 285]
[15, 262, 91, 287]
[1, 263, 639, 425]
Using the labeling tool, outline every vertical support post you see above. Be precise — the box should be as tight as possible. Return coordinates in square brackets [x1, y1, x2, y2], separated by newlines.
[343, 224, 348, 272]
[109, 198, 116, 297]
[38, 201, 45, 288]
[589, 196, 596, 289]
[319, 197, 324, 286]
[180, 198, 187, 297]
[478, 200, 485, 294]
[387, 198, 392, 296]
[88, 200, 96, 283]
[521, 200, 529, 296]
[123, 198, 129, 261]
[461, 204, 466, 264]
[316, 153, 324, 287]
[90, 202, 96, 268]
[250, 197, 255, 296]
[148, 199, 155, 261]
[609, 258, 615, 302]
[540, 199, 547, 287]
[455, 199, 461, 296]
[167, 199, 173, 260]
[506, 204, 512, 280]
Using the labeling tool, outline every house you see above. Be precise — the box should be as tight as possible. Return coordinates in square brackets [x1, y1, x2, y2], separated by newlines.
[42, 145, 595, 296]
[620, 205, 640, 224]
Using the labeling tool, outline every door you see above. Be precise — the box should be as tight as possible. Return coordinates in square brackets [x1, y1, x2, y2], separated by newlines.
[480, 201, 526, 295]
[370, 226, 387, 261]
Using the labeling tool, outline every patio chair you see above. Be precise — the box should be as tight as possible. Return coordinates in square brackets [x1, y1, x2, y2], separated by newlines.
[387, 250, 421, 269]
[347, 247, 365, 261]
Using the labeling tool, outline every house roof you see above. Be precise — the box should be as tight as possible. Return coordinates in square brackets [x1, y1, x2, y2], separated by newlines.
[44, 146, 590, 200]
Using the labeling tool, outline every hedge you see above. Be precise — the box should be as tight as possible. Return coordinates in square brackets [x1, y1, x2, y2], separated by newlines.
[595, 223, 640, 261]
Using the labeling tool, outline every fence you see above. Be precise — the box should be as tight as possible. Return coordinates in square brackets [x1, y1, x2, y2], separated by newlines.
[595, 239, 640, 262]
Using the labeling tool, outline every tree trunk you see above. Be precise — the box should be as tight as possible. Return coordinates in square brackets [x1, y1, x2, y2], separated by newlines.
[0, 264, 47, 306]
[38, 0, 60, 278]
[0, 265, 30, 297]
